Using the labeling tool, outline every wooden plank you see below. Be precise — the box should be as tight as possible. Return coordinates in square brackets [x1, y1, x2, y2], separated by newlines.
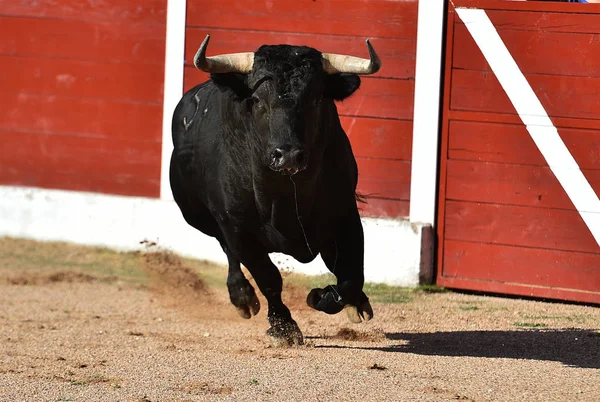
[337, 78, 414, 121]
[359, 198, 409, 219]
[0, 131, 161, 181]
[452, 0, 599, 14]
[186, 0, 418, 39]
[185, 28, 416, 80]
[0, 56, 164, 103]
[450, 68, 600, 121]
[444, 200, 600, 254]
[448, 110, 600, 131]
[0, 17, 166, 65]
[0, 0, 166, 24]
[453, 24, 600, 78]
[442, 240, 600, 293]
[344, 117, 412, 161]
[447, 120, 600, 170]
[488, 9, 600, 34]
[0, 166, 159, 198]
[356, 158, 410, 201]
[436, 276, 600, 305]
[0, 93, 162, 141]
[184, 67, 413, 121]
[446, 159, 600, 211]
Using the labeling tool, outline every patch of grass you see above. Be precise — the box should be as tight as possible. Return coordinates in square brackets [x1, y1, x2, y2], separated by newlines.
[458, 305, 479, 311]
[190, 260, 227, 290]
[0, 237, 146, 284]
[486, 306, 510, 312]
[562, 314, 591, 324]
[363, 282, 413, 304]
[521, 314, 560, 320]
[416, 284, 448, 293]
[513, 322, 548, 328]
[282, 272, 336, 290]
[457, 299, 485, 305]
[519, 314, 592, 324]
[0, 237, 424, 305]
[281, 270, 414, 304]
[67, 374, 111, 387]
[89, 374, 110, 384]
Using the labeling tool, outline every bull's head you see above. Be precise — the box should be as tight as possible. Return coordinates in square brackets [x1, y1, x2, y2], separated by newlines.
[194, 34, 381, 175]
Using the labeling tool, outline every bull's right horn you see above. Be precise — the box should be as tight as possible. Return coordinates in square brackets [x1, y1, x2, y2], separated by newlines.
[194, 34, 254, 74]
[321, 39, 382, 75]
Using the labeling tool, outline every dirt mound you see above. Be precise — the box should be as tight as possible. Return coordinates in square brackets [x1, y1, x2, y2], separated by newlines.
[282, 281, 311, 312]
[332, 327, 386, 342]
[5, 271, 100, 285]
[142, 250, 207, 295]
[136, 246, 235, 321]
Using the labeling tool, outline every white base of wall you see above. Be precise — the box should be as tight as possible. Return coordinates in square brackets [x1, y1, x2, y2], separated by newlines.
[0, 186, 423, 286]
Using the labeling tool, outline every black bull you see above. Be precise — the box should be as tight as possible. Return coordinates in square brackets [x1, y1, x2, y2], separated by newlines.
[170, 35, 381, 346]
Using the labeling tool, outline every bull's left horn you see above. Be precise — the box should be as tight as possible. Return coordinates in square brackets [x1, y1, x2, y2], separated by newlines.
[321, 39, 381, 75]
[194, 34, 254, 74]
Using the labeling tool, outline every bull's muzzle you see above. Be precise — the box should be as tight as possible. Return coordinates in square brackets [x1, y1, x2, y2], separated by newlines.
[269, 147, 307, 175]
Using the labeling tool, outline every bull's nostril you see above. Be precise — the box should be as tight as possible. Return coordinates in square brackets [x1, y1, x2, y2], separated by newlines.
[271, 148, 284, 162]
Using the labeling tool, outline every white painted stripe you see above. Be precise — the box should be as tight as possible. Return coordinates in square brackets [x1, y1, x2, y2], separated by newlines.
[409, 0, 447, 226]
[457, 8, 600, 247]
[160, 0, 187, 201]
[0, 186, 422, 286]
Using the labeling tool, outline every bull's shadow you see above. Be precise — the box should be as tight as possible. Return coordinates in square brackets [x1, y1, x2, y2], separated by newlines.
[316, 329, 600, 369]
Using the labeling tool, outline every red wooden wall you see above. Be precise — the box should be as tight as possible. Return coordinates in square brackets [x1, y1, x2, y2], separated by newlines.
[0, 0, 167, 198]
[184, 0, 418, 218]
[437, 0, 600, 304]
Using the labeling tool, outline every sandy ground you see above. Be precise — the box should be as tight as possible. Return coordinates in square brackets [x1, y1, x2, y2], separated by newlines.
[0, 241, 598, 401]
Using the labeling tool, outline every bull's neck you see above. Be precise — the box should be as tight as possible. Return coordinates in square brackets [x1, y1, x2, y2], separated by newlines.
[251, 164, 319, 220]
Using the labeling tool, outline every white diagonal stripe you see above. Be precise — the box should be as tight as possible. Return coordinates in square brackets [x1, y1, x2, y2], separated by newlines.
[457, 7, 600, 247]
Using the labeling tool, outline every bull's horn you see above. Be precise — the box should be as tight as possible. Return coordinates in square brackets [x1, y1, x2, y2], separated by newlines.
[193, 34, 254, 74]
[321, 39, 381, 75]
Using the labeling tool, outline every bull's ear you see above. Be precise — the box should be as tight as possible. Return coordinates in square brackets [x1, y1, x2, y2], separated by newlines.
[210, 73, 252, 99]
[325, 74, 361, 101]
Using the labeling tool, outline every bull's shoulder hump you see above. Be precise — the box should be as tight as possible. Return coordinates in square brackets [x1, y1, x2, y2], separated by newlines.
[181, 80, 216, 103]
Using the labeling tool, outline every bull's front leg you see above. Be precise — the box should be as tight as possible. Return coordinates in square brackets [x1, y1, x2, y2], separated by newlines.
[306, 208, 373, 323]
[220, 227, 303, 346]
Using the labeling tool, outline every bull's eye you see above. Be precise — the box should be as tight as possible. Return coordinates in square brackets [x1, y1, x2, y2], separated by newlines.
[247, 96, 265, 113]
[251, 96, 264, 109]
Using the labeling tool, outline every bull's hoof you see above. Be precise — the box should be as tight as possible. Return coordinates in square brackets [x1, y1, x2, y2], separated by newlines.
[306, 286, 345, 315]
[230, 286, 260, 319]
[343, 300, 374, 323]
[307, 286, 373, 323]
[266, 320, 304, 347]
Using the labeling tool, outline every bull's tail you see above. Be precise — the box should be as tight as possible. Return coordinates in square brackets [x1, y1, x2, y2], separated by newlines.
[355, 192, 368, 204]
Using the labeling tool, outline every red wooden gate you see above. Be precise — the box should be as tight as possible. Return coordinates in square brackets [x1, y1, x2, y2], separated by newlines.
[437, 0, 600, 304]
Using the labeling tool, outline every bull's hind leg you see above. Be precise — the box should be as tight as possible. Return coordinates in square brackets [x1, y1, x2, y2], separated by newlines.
[222, 248, 260, 319]
[307, 209, 373, 323]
